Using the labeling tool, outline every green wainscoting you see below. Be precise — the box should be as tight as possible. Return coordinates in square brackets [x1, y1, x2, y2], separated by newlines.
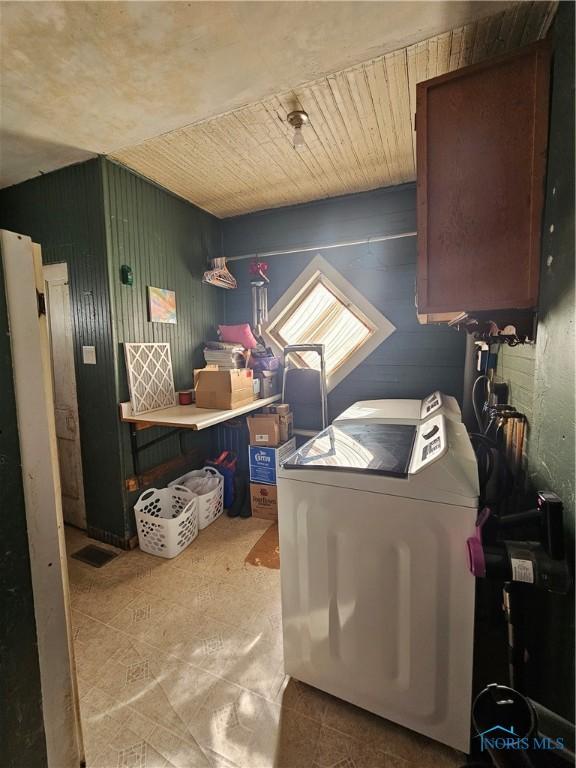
[0, 158, 225, 540]
[0, 160, 125, 538]
[101, 161, 224, 527]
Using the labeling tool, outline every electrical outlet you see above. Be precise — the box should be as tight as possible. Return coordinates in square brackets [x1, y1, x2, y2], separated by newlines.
[82, 345, 96, 365]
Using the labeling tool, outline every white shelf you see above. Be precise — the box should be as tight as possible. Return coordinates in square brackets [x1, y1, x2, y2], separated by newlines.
[119, 394, 281, 431]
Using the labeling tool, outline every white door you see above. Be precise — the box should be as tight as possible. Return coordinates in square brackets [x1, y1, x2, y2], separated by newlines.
[44, 263, 86, 529]
[1, 231, 84, 768]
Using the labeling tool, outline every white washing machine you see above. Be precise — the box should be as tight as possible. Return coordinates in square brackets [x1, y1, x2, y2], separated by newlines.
[277, 414, 478, 753]
[333, 390, 462, 426]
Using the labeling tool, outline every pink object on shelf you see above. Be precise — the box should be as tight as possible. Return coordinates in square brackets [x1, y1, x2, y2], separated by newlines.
[178, 390, 194, 405]
[218, 323, 258, 349]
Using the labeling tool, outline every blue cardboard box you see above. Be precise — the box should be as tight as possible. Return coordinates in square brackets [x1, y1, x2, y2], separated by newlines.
[248, 437, 296, 486]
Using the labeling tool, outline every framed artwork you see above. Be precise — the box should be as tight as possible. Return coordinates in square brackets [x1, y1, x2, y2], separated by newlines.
[147, 286, 177, 324]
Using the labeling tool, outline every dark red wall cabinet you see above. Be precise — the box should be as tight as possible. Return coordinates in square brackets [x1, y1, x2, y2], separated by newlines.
[416, 41, 551, 317]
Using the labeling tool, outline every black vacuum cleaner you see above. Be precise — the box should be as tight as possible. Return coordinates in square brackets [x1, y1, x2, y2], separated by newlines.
[472, 683, 575, 767]
[466, 492, 575, 767]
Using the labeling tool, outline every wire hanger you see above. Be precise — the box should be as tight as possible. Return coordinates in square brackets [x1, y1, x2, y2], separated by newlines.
[202, 257, 237, 290]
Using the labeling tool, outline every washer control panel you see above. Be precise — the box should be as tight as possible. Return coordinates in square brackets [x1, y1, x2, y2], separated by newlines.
[420, 390, 443, 420]
[410, 414, 447, 473]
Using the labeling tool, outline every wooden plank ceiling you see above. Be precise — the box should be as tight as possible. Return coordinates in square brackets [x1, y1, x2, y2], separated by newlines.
[110, 1, 556, 218]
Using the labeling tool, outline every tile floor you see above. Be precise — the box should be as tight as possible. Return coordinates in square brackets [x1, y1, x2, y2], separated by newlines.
[66, 517, 465, 768]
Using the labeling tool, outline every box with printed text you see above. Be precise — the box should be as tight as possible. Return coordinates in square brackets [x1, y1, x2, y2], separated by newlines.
[250, 483, 278, 520]
[248, 437, 296, 486]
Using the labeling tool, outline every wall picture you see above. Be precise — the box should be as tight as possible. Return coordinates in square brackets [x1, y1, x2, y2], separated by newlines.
[147, 286, 177, 324]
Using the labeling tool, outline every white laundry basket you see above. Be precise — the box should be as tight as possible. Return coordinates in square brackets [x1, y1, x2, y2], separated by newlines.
[134, 485, 199, 558]
[169, 466, 224, 529]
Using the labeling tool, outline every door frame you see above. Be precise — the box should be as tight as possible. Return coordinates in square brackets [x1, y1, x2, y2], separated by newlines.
[44, 261, 87, 529]
[1, 230, 83, 768]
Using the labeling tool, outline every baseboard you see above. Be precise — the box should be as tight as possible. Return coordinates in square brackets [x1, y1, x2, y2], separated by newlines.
[86, 525, 137, 551]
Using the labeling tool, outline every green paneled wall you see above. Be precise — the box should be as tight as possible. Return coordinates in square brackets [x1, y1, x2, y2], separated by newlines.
[496, 346, 536, 419]
[0, 160, 125, 538]
[101, 161, 224, 529]
[496, 3, 575, 527]
[496, 3, 574, 718]
[0, 159, 225, 541]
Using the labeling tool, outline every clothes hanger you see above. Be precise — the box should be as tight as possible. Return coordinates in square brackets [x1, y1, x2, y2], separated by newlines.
[202, 257, 237, 290]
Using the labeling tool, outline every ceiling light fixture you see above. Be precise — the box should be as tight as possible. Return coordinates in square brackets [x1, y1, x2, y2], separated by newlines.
[287, 110, 309, 151]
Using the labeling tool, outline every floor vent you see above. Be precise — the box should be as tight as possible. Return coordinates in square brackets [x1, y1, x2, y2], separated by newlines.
[71, 545, 119, 568]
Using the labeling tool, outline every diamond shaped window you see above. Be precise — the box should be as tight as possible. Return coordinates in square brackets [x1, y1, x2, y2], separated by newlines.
[264, 255, 395, 391]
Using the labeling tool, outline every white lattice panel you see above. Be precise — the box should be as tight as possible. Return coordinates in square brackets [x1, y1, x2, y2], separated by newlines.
[124, 343, 176, 415]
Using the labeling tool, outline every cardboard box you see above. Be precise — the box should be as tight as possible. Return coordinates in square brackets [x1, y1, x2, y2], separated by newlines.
[278, 412, 293, 443]
[247, 412, 293, 446]
[250, 483, 278, 521]
[247, 414, 280, 447]
[248, 437, 296, 485]
[195, 369, 255, 410]
[265, 403, 290, 416]
[257, 371, 278, 398]
[247, 413, 281, 446]
[193, 365, 218, 387]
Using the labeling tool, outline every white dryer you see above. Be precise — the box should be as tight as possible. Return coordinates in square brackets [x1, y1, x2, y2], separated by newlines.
[333, 390, 462, 426]
[277, 414, 478, 753]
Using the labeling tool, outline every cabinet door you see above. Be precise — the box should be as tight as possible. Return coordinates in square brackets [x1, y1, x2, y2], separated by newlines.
[416, 41, 551, 315]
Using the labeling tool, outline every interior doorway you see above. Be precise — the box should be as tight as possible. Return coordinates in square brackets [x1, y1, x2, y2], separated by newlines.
[43, 263, 86, 529]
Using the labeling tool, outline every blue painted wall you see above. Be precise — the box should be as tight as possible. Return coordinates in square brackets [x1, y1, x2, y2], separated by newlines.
[222, 184, 466, 418]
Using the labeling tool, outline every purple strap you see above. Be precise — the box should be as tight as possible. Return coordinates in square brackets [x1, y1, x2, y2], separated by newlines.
[467, 507, 491, 577]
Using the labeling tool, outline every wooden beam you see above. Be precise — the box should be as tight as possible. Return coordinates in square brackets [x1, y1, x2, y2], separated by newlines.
[125, 449, 202, 493]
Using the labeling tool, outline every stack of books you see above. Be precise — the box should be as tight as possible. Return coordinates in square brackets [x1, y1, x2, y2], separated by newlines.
[203, 342, 247, 369]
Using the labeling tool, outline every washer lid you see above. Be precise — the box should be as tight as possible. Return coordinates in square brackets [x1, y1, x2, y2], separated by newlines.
[279, 416, 479, 507]
[333, 398, 421, 424]
[333, 392, 462, 426]
[283, 423, 417, 478]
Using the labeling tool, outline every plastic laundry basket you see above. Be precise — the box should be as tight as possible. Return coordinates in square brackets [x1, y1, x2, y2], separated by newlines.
[169, 467, 224, 529]
[134, 485, 199, 558]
